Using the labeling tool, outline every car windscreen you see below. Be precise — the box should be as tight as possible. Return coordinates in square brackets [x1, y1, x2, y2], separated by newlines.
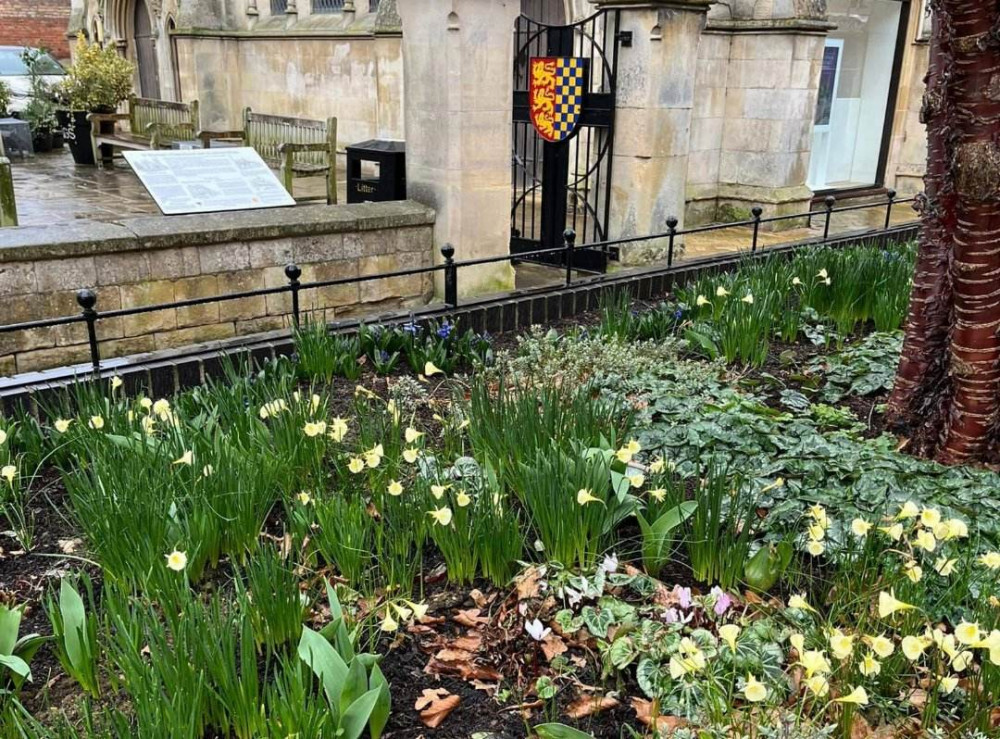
[0, 49, 65, 76]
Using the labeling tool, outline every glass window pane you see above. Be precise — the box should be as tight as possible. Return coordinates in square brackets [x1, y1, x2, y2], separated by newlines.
[808, 0, 902, 190]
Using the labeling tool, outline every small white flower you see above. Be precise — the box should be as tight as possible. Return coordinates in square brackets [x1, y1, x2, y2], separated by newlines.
[524, 618, 551, 642]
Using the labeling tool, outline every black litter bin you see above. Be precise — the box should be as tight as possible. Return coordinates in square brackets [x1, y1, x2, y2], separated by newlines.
[345, 139, 406, 204]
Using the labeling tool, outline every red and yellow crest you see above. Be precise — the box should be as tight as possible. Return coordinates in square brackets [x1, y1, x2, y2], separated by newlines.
[529, 56, 588, 143]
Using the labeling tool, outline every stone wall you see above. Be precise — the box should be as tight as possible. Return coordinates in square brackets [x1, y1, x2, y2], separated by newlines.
[0, 201, 435, 375]
[883, 0, 929, 197]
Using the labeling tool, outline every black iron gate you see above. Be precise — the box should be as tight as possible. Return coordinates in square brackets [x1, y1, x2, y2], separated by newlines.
[511, 10, 622, 273]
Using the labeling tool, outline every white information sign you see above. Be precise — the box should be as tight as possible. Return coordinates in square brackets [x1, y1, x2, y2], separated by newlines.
[123, 147, 296, 215]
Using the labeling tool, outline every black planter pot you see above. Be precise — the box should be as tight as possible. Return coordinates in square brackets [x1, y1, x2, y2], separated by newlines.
[62, 110, 108, 166]
[32, 128, 54, 153]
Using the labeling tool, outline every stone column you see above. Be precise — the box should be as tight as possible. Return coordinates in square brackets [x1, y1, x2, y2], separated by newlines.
[708, 4, 834, 226]
[593, 0, 712, 264]
[396, 0, 519, 297]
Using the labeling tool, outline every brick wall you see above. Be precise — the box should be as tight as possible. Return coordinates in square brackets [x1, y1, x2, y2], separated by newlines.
[0, 0, 71, 60]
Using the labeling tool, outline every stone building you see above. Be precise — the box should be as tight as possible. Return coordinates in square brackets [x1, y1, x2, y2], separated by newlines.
[67, 0, 929, 232]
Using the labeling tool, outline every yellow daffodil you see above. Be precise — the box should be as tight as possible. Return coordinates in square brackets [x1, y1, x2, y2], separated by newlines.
[391, 602, 412, 621]
[140, 416, 156, 435]
[934, 556, 957, 577]
[897, 501, 920, 519]
[348, 457, 365, 474]
[429, 507, 453, 526]
[920, 508, 942, 528]
[456, 491, 471, 508]
[380, 609, 399, 632]
[952, 650, 974, 672]
[386, 400, 401, 425]
[89, 415, 105, 430]
[719, 624, 740, 653]
[805, 675, 829, 697]
[297, 492, 313, 505]
[627, 473, 645, 489]
[799, 650, 831, 677]
[808, 524, 825, 541]
[942, 518, 969, 539]
[716, 286, 729, 298]
[258, 399, 287, 420]
[955, 622, 981, 646]
[743, 674, 767, 703]
[576, 488, 602, 506]
[648, 458, 665, 474]
[696, 295, 711, 307]
[878, 590, 915, 618]
[139, 397, 153, 410]
[879, 523, 903, 541]
[859, 652, 881, 677]
[904, 560, 923, 583]
[365, 453, 381, 469]
[914, 529, 936, 552]
[828, 629, 854, 661]
[835, 686, 868, 706]
[430, 484, 449, 500]
[0, 429, 8, 445]
[792, 276, 803, 287]
[760, 477, 785, 492]
[387, 480, 404, 497]
[404, 427, 423, 444]
[165, 550, 188, 571]
[152, 398, 171, 418]
[403, 448, 420, 464]
[865, 635, 894, 659]
[311, 394, 322, 413]
[939, 675, 959, 694]
[406, 600, 429, 621]
[303, 421, 327, 438]
[809, 504, 829, 528]
[54, 418, 72, 433]
[817, 268, 829, 280]
[173, 450, 194, 466]
[127, 411, 135, 424]
[202, 465, 214, 478]
[354, 385, 376, 398]
[902, 635, 929, 661]
[649, 488, 666, 503]
[424, 361, 443, 376]
[851, 518, 872, 536]
[790, 633, 805, 655]
[741, 293, 754, 304]
[1, 465, 16, 486]
[328, 417, 349, 442]
[788, 594, 816, 613]
[110, 375, 123, 391]
[979, 551, 1000, 570]
[806, 540, 825, 557]
[625, 439, 641, 455]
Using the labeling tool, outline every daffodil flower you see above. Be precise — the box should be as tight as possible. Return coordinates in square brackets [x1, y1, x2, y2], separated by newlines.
[391, 602, 413, 620]
[743, 674, 767, 703]
[792, 276, 802, 286]
[424, 361, 443, 377]
[789, 633, 805, 655]
[938, 675, 959, 694]
[817, 268, 828, 280]
[901, 635, 929, 661]
[576, 488, 602, 506]
[429, 507, 453, 526]
[387, 480, 404, 497]
[380, 609, 399, 632]
[719, 624, 740, 653]
[141, 416, 156, 436]
[807, 523, 825, 541]
[297, 491, 313, 505]
[828, 629, 854, 661]
[54, 418, 72, 433]
[165, 550, 188, 571]
[897, 500, 920, 519]
[696, 295, 711, 307]
[311, 394, 322, 413]
[760, 477, 784, 492]
[859, 652, 881, 677]
[615, 447, 634, 464]
[386, 400, 401, 425]
[955, 621, 982, 646]
[456, 491, 471, 508]
[806, 539, 825, 557]
[879, 523, 903, 541]
[979, 551, 1000, 570]
[1, 465, 16, 486]
[920, 508, 942, 528]
[864, 634, 894, 659]
[741, 293, 754, 304]
[788, 594, 816, 613]
[328, 417, 349, 442]
[904, 560, 922, 583]
[851, 518, 872, 536]
[649, 488, 666, 503]
[202, 465, 214, 478]
[110, 376, 123, 391]
[878, 590, 915, 618]
[89, 415, 105, 430]
[0, 429, 8, 445]
[173, 450, 194, 466]
[152, 398, 171, 418]
[402, 448, 420, 464]
[914, 529, 936, 552]
[348, 457, 365, 474]
[139, 397, 153, 411]
[835, 686, 868, 705]
[627, 473, 644, 489]
[405, 600, 429, 621]
[716, 286, 730, 297]
[933, 556, 956, 577]
[648, 458, 665, 474]
[799, 650, 831, 677]
[404, 427, 423, 444]
[805, 674, 829, 696]
[430, 484, 449, 500]
[303, 421, 327, 438]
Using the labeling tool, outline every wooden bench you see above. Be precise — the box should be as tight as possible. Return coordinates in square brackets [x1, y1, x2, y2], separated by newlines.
[90, 97, 200, 166]
[200, 107, 338, 204]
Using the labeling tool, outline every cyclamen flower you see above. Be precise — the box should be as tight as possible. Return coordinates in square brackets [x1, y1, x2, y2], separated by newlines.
[710, 586, 732, 616]
[524, 618, 551, 641]
[673, 585, 692, 610]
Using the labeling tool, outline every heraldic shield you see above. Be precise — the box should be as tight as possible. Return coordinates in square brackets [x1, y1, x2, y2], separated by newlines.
[528, 56, 589, 143]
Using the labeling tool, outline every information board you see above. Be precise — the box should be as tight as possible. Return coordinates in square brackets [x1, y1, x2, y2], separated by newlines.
[123, 147, 296, 215]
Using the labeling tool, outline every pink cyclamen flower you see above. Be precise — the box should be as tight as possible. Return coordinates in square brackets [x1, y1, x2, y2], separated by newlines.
[673, 585, 692, 610]
[710, 587, 733, 616]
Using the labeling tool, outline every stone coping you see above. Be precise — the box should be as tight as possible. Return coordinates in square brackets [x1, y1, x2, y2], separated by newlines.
[0, 201, 436, 263]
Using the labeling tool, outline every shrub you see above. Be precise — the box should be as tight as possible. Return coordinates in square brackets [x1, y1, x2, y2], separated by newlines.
[60, 33, 134, 111]
[0, 80, 11, 117]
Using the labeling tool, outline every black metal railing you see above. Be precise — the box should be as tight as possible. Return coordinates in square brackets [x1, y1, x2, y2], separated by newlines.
[312, 0, 344, 12]
[0, 191, 918, 379]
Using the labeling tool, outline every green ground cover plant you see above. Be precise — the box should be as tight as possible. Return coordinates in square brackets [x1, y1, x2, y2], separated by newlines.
[1, 239, 998, 738]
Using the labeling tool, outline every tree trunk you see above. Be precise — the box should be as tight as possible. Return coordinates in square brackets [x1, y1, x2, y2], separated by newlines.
[888, 1, 1000, 465]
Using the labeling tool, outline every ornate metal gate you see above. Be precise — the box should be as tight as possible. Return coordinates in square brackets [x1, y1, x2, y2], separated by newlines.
[511, 9, 623, 272]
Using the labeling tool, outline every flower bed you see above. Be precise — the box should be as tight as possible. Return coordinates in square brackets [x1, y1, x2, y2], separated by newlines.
[1, 240, 998, 738]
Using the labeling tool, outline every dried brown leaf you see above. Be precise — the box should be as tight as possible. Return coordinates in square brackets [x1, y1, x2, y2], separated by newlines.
[565, 693, 619, 719]
[632, 698, 688, 733]
[540, 634, 568, 662]
[454, 608, 488, 627]
[516, 567, 544, 600]
[415, 688, 460, 728]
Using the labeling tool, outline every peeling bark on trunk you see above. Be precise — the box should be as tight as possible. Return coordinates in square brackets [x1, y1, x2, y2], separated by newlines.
[889, 2, 1000, 465]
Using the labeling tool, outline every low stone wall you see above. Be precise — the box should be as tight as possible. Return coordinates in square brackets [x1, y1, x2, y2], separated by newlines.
[0, 201, 435, 375]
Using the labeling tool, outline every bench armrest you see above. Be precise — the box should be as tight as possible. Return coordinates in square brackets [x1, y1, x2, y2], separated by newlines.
[87, 112, 130, 124]
[277, 142, 332, 154]
[197, 129, 245, 147]
[146, 121, 195, 148]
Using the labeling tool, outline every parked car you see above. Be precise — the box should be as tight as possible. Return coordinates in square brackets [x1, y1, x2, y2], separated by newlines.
[0, 46, 65, 114]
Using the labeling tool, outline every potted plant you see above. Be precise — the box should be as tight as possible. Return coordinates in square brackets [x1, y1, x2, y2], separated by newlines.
[58, 33, 134, 165]
[0, 80, 11, 118]
[19, 49, 58, 152]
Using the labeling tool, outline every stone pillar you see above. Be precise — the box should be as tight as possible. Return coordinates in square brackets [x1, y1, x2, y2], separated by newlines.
[396, 0, 519, 297]
[0, 155, 17, 228]
[594, 0, 712, 264]
[707, 4, 834, 226]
